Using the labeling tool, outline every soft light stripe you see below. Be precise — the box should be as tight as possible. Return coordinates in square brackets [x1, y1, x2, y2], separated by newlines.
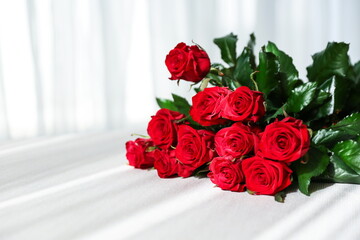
[79, 181, 219, 240]
[254, 185, 353, 240]
[0, 164, 130, 210]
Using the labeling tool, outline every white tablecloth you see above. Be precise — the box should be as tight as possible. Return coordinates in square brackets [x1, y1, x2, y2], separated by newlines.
[0, 130, 359, 240]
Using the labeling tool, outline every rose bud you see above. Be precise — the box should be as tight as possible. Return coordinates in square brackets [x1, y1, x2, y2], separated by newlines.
[165, 42, 211, 83]
[242, 156, 292, 195]
[147, 108, 185, 150]
[257, 117, 310, 163]
[190, 86, 231, 126]
[176, 125, 216, 177]
[208, 157, 245, 192]
[222, 86, 265, 123]
[215, 122, 259, 158]
[152, 149, 178, 178]
[125, 138, 155, 169]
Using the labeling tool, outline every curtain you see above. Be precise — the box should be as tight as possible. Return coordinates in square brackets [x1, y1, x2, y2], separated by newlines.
[0, 0, 359, 141]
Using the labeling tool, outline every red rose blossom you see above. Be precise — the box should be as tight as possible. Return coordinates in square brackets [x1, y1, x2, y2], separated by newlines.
[242, 156, 292, 195]
[147, 108, 185, 149]
[222, 86, 265, 122]
[175, 125, 216, 177]
[190, 87, 231, 126]
[125, 138, 155, 169]
[215, 122, 259, 158]
[165, 42, 211, 82]
[208, 157, 245, 192]
[257, 117, 310, 163]
[152, 149, 178, 178]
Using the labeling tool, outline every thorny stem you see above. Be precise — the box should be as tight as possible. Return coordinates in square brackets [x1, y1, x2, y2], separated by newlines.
[210, 67, 224, 76]
[131, 133, 150, 139]
[282, 106, 289, 118]
[250, 71, 259, 91]
[200, 78, 211, 91]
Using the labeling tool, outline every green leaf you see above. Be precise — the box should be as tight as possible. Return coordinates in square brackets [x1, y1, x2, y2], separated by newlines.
[353, 61, 360, 85]
[319, 150, 360, 184]
[206, 72, 222, 85]
[233, 47, 254, 88]
[344, 61, 360, 113]
[319, 76, 349, 114]
[312, 113, 360, 145]
[265, 42, 299, 97]
[307, 42, 350, 85]
[193, 164, 210, 178]
[156, 98, 178, 112]
[312, 129, 350, 146]
[171, 94, 191, 115]
[193, 87, 201, 93]
[246, 33, 256, 69]
[274, 191, 286, 203]
[293, 146, 330, 196]
[213, 33, 238, 66]
[265, 106, 285, 123]
[211, 63, 225, 70]
[333, 140, 360, 175]
[257, 50, 279, 96]
[303, 90, 331, 112]
[265, 42, 298, 80]
[247, 33, 256, 50]
[286, 82, 317, 113]
[222, 76, 240, 90]
[305, 76, 349, 121]
[331, 112, 360, 135]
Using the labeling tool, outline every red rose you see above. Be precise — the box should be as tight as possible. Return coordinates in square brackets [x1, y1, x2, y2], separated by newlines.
[208, 157, 245, 192]
[176, 125, 215, 177]
[257, 117, 310, 163]
[190, 87, 231, 126]
[152, 149, 178, 178]
[165, 42, 211, 83]
[125, 138, 155, 169]
[242, 156, 292, 195]
[147, 108, 185, 149]
[222, 86, 265, 122]
[215, 122, 259, 158]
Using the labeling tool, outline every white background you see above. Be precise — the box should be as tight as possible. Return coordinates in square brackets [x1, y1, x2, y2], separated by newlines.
[0, 0, 359, 141]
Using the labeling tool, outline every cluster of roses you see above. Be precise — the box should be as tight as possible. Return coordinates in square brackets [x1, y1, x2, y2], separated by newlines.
[125, 42, 310, 196]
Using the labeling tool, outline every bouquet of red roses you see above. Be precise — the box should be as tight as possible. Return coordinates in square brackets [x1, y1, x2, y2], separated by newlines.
[125, 33, 360, 202]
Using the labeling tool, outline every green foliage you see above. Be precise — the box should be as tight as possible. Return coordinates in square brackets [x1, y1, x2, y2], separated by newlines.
[318, 76, 349, 115]
[264, 42, 300, 98]
[246, 33, 256, 68]
[274, 191, 286, 203]
[352, 61, 360, 85]
[233, 47, 255, 88]
[156, 98, 178, 112]
[333, 140, 360, 175]
[256, 42, 303, 120]
[312, 113, 360, 146]
[156, 94, 199, 127]
[307, 42, 351, 85]
[330, 112, 360, 135]
[156, 94, 191, 116]
[319, 144, 360, 184]
[293, 146, 330, 196]
[171, 94, 191, 115]
[265, 106, 284, 123]
[286, 82, 317, 113]
[257, 50, 278, 96]
[213, 33, 238, 67]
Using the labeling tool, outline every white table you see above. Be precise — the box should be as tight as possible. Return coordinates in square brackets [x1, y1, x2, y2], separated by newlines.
[1, 130, 359, 240]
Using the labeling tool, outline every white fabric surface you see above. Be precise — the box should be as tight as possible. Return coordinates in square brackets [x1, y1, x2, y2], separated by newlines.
[1, 131, 360, 240]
